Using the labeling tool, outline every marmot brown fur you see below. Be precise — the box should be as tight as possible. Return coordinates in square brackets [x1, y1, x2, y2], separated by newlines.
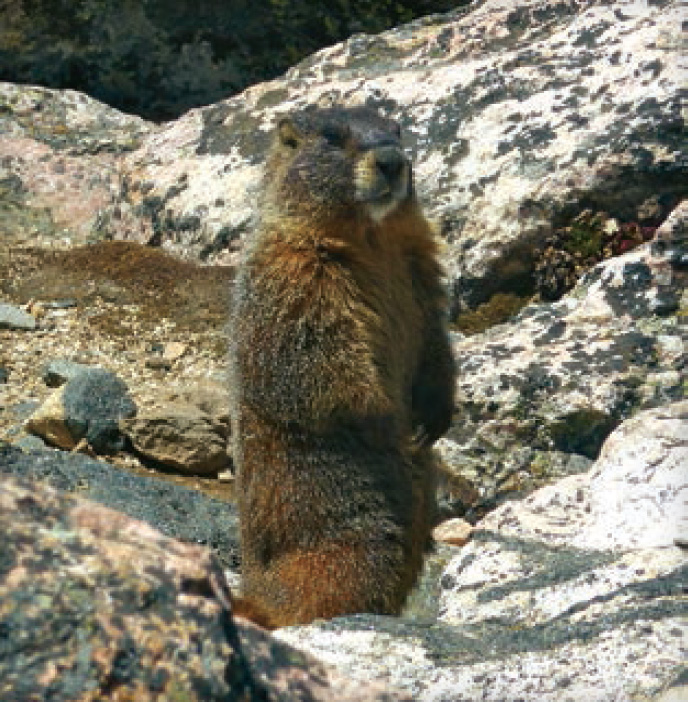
[229, 105, 455, 628]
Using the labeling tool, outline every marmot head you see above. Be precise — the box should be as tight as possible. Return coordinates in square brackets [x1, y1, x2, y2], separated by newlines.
[263, 106, 413, 224]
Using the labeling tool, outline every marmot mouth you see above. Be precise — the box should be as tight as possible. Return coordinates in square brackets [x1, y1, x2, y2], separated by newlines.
[355, 146, 411, 222]
[361, 189, 407, 222]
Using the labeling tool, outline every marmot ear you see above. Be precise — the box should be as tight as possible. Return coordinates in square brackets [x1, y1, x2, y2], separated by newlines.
[277, 118, 302, 149]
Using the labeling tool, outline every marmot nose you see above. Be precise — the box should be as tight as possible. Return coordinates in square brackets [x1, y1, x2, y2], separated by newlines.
[374, 146, 406, 184]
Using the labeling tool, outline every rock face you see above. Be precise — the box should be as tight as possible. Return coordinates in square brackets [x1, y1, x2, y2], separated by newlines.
[0, 83, 150, 246]
[0, 476, 411, 701]
[276, 403, 688, 701]
[438, 211, 687, 509]
[3, 1, 683, 280]
[576, 402, 687, 550]
[98, 0, 685, 290]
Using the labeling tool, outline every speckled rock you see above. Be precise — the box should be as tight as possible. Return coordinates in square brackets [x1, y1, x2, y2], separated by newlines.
[575, 401, 687, 550]
[98, 0, 686, 299]
[25, 366, 136, 453]
[2, 1, 685, 309]
[0, 82, 150, 247]
[275, 404, 688, 701]
[0, 476, 411, 701]
[438, 228, 686, 507]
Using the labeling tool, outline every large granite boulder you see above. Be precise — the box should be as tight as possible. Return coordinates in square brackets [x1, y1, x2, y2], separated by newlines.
[0, 475, 411, 701]
[99, 0, 686, 302]
[439, 203, 687, 508]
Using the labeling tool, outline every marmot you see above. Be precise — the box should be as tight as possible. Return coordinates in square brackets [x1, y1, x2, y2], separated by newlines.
[229, 105, 455, 628]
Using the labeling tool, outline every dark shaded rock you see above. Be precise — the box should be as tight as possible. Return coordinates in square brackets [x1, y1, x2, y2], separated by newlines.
[0, 366, 8, 383]
[25, 367, 136, 453]
[0, 476, 410, 701]
[0, 302, 36, 330]
[41, 358, 93, 387]
[62, 368, 137, 452]
[0, 443, 241, 569]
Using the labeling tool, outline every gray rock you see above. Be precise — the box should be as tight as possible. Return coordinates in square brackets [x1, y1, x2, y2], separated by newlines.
[0, 302, 37, 330]
[578, 401, 688, 550]
[3, 1, 682, 280]
[0, 365, 8, 383]
[97, 0, 686, 289]
[440, 236, 686, 505]
[26, 367, 136, 453]
[41, 359, 94, 387]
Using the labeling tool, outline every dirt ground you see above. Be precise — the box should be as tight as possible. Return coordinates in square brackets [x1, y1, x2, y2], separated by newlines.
[0, 240, 237, 501]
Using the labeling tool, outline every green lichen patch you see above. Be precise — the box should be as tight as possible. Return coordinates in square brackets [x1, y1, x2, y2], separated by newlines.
[453, 293, 531, 335]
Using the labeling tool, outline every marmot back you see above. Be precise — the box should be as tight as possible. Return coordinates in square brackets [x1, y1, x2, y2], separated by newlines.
[229, 105, 455, 628]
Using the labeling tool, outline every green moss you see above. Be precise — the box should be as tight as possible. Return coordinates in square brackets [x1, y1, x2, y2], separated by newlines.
[562, 211, 605, 258]
[534, 209, 659, 302]
[453, 292, 530, 335]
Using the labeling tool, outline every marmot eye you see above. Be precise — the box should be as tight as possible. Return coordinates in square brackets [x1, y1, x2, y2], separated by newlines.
[278, 118, 303, 149]
[321, 124, 350, 147]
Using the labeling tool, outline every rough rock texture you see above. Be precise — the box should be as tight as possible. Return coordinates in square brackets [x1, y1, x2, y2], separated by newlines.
[99, 0, 686, 294]
[438, 222, 687, 509]
[25, 367, 136, 453]
[3, 1, 683, 285]
[120, 379, 231, 475]
[122, 404, 230, 475]
[0, 442, 241, 569]
[0, 83, 150, 246]
[481, 401, 688, 551]
[276, 403, 688, 701]
[0, 476, 411, 701]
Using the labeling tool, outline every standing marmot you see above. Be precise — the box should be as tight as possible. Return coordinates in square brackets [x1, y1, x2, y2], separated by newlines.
[229, 105, 455, 628]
